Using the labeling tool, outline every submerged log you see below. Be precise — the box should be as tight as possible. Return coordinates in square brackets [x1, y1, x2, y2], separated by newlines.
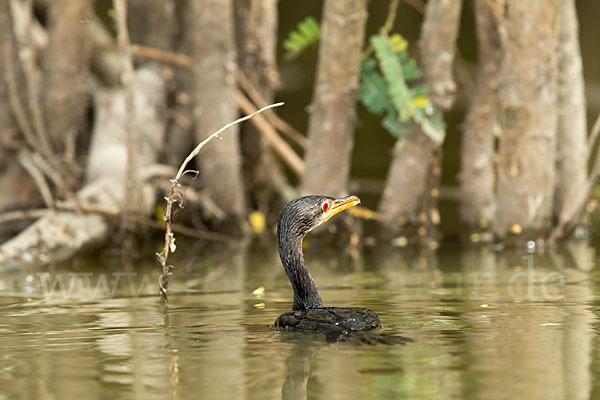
[0, 67, 166, 268]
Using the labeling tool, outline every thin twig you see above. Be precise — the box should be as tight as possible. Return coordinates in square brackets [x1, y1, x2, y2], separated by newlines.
[17, 150, 54, 208]
[0, 208, 51, 225]
[120, 213, 234, 242]
[5, 4, 55, 173]
[236, 70, 307, 148]
[363, 0, 401, 60]
[96, 41, 305, 154]
[586, 111, 600, 149]
[3, 41, 36, 150]
[24, 52, 53, 161]
[14, 6, 54, 163]
[30, 151, 64, 189]
[382, 0, 400, 34]
[158, 102, 284, 302]
[236, 92, 304, 177]
[0, 206, 233, 242]
[550, 110, 600, 242]
[97, 41, 194, 69]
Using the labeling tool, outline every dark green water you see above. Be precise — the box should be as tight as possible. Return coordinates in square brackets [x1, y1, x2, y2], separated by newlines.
[1, 239, 599, 399]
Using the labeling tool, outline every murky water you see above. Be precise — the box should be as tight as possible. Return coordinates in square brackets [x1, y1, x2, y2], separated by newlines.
[1, 239, 599, 399]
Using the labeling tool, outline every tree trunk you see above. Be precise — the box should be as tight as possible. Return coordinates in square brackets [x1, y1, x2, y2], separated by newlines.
[0, 0, 43, 235]
[377, 0, 461, 242]
[0, 0, 17, 138]
[190, 0, 246, 227]
[301, 0, 368, 197]
[459, 0, 504, 232]
[495, 0, 560, 239]
[234, 0, 290, 211]
[128, 0, 178, 51]
[0, 67, 167, 268]
[165, 1, 194, 167]
[42, 0, 93, 153]
[378, 125, 436, 236]
[126, 0, 185, 174]
[554, 0, 587, 219]
[418, 0, 463, 110]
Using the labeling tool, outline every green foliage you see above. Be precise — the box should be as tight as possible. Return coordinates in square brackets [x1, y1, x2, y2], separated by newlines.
[370, 35, 411, 122]
[359, 33, 445, 143]
[283, 17, 321, 59]
[283, 19, 445, 143]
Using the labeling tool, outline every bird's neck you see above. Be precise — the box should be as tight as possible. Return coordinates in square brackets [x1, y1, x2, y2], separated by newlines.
[278, 233, 324, 310]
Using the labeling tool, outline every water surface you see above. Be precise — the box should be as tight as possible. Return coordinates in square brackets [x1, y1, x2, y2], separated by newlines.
[1, 240, 598, 399]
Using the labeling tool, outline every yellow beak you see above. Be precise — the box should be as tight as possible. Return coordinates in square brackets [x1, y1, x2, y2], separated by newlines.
[322, 195, 361, 223]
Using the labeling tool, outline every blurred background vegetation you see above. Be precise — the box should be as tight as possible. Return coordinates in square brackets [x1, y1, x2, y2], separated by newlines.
[1, 0, 599, 268]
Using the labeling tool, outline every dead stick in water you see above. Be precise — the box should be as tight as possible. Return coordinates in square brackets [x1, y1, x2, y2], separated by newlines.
[157, 101, 284, 302]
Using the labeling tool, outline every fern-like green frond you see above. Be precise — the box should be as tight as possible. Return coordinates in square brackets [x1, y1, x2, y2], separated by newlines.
[420, 115, 446, 144]
[370, 34, 411, 122]
[359, 59, 395, 116]
[283, 16, 321, 59]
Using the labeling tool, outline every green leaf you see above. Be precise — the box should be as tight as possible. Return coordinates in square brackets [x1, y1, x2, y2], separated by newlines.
[283, 16, 321, 59]
[400, 58, 421, 81]
[382, 113, 405, 138]
[371, 34, 411, 122]
[360, 32, 446, 144]
[420, 115, 446, 144]
[360, 61, 395, 116]
[413, 84, 428, 97]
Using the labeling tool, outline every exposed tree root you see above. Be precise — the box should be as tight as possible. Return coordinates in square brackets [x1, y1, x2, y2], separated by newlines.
[0, 67, 166, 268]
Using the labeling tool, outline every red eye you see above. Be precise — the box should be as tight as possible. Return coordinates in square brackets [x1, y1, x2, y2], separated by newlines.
[322, 202, 329, 211]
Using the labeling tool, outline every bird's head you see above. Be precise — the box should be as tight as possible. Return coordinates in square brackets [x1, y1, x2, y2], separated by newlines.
[277, 195, 361, 238]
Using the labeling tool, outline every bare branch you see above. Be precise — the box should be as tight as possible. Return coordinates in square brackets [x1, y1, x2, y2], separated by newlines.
[3, 41, 37, 150]
[586, 111, 600, 150]
[0, 206, 233, 242]
[7, 0, 55, 162]
[17, 150, 54, 208]
[381, 0, 400, 35]
[96, 41, 194, 69]
[94, 41, 304, 153]
[30, 151, 64, 189]
[236, 70, 307, 148]
[158, 102, 284, 301]
[236, 92, 304, 177]
[550, 111, 600, 242]
[0, 209, 50, 225]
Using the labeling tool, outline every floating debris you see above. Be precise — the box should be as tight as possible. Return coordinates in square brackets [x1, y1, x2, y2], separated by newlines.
[252, 286, 265, 299]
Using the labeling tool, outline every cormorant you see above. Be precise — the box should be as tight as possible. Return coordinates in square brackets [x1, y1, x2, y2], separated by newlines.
[271, 195, 381, 334]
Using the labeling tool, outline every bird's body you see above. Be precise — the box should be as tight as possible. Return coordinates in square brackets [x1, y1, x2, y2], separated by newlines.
[271, 195, 382, 335]
[272, 307, 381, 333]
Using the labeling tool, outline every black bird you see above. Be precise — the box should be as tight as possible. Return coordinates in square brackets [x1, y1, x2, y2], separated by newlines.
[271, 195, 382, 335]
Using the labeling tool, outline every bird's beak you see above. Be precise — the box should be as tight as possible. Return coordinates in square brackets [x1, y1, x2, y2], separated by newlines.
[322, 195, 361, 223]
